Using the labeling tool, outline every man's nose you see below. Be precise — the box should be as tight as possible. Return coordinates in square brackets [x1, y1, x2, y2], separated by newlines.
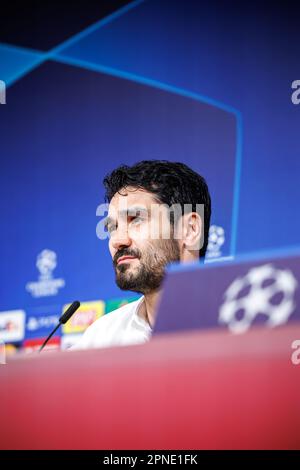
[111, 225, 132, 251]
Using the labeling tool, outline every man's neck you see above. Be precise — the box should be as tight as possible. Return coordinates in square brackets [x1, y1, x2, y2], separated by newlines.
[138, 290, 162, 328]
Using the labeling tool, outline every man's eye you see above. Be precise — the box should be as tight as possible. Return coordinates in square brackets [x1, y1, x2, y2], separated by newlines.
[107, 224, 117, 233]
[130, 216, 143, 225]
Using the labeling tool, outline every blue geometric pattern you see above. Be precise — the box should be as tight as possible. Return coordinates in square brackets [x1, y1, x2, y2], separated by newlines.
[0, 0, 242, 256]
[1, 0, 299, 259]
[0, 43, 43, 85]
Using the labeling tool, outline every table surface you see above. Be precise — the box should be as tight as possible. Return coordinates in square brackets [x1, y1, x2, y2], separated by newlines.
[1, 325, 300, 449]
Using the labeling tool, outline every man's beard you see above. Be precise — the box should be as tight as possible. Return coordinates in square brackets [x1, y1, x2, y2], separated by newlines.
[113, 238, 181, 294]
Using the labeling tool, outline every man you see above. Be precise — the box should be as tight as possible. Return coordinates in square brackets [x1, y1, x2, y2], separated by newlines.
[74, 160, 211, 349]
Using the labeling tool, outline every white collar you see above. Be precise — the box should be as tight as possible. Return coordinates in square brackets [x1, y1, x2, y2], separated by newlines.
[133, 296, 152, 331]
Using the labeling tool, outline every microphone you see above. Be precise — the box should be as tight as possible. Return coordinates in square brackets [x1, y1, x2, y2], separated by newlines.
[39, 300, 80, 352]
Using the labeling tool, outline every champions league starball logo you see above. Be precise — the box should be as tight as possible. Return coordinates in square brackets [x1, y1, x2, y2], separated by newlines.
[26, 249, 65, 298]
[36, 249, 57, 280]
[218, 264, 298, 334]
[206, 225, 225, 259]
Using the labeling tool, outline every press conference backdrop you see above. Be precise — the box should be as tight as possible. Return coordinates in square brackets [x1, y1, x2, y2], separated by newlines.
[0, 0, 299, 352]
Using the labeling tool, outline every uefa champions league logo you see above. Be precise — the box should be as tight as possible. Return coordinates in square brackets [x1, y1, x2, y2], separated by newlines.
[219, 264, 298, 334]
[36, 249, 57, 280]
[26, 249, 65, 298]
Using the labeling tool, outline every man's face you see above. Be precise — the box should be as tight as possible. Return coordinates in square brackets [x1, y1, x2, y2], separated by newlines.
[106, 187, 181, 294]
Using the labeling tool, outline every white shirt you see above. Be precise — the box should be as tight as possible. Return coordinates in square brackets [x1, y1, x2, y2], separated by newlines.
[72, 296, 152, 350]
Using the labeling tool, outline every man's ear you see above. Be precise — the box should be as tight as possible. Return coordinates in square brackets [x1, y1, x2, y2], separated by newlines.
[177, 212, 203, 253]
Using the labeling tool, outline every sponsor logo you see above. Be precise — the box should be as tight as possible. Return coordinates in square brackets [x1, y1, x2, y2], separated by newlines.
[219, 264, 298, 334]
[0, 310, 25, 342]
[23, 336, 60, 353]
[26, 314, 59, 332]
[3, 343, 21, 356]
[26, 249, 65, 298]
[62, 300, 104, 334]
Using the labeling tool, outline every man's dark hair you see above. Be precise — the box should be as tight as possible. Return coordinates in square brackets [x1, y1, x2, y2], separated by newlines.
[103, 160, 211, 259]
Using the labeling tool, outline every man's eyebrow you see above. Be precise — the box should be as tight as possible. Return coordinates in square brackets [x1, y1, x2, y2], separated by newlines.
[104, 207, 148, 228]
[119, 206, 148, 216]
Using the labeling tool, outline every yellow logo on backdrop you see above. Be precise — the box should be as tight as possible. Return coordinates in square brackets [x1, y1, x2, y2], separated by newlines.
[62, 300, 104, 334]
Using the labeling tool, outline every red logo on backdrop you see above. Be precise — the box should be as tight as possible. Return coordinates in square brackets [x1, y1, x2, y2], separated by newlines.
[23, 336, 60, 353]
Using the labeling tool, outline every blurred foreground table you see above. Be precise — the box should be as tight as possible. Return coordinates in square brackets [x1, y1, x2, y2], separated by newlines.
[1, 325, 300, 449]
